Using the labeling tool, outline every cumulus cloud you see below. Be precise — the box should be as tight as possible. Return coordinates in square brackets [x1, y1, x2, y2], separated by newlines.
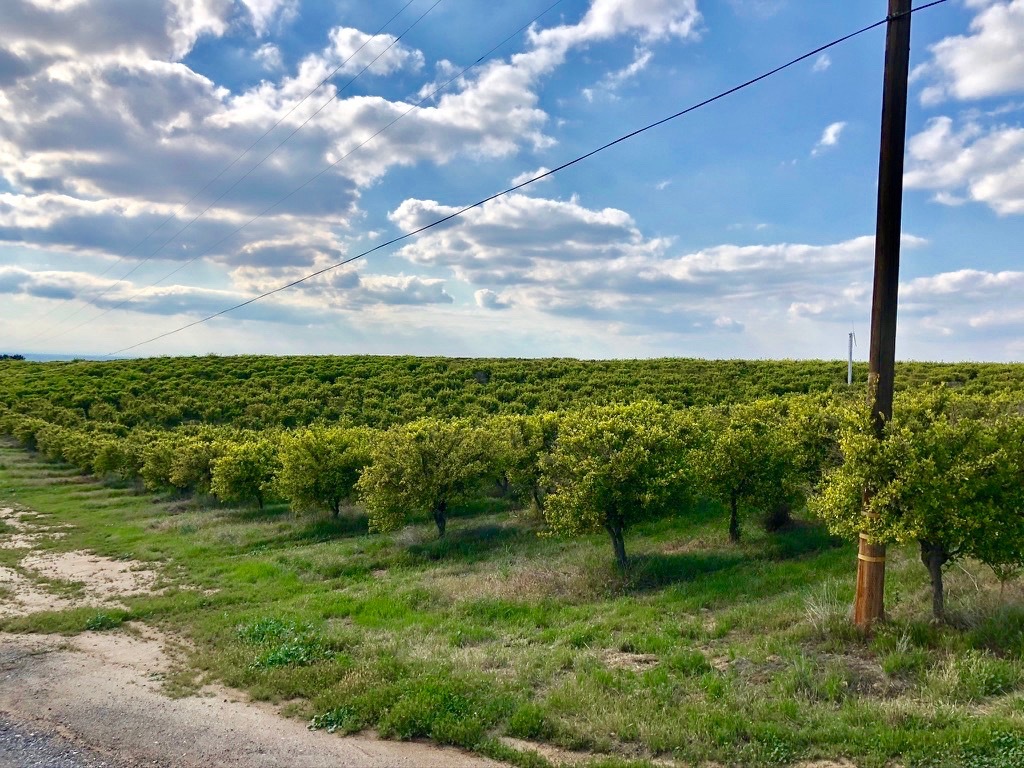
[0, 0, 707, 352]
[0, 0, 707, 302]
[905, 116, 1024, 215]
[387, 190, 936, 337]
[812, 121, 846, 156]
[475, 288, 512, 310]
[917, 0, 1024, 105]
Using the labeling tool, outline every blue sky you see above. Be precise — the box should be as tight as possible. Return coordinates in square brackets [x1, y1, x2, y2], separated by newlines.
[1, 0, 1022, 360]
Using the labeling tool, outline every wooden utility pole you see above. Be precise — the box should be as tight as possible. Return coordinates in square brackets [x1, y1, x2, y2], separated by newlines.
[854, 0, 913, 630]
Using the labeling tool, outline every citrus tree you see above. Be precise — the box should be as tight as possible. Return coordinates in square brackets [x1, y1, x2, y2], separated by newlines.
[810, 390, 1023, 620]
[487, 412, 560, 513]
[696, 400, 800, 543]
[276, 425, 373, 517]
[211, 434, 281, 509]
[357, 418, 490, 538]
[169, 430, 225, 495]
[541, 401, 690, 569]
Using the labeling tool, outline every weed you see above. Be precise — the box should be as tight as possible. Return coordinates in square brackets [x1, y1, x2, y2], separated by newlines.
[84, 612, 123, 631]
[252, 638, 332, 668]
[925, 650, 1021, 702]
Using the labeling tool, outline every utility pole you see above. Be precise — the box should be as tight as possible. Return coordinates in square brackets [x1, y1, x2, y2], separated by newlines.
[848, 332, 855, 386]
[854, 0, 913, 630]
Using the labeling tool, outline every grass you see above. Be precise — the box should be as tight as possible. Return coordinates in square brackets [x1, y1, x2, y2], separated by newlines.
[1, 442, 1023, 767]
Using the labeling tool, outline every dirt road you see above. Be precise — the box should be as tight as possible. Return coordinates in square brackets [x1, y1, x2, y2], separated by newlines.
[0, 505, 501, 768]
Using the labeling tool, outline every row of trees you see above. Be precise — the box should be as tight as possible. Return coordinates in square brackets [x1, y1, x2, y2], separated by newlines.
[2, 355, 1021, 432]
[3, 390, 1023, 618]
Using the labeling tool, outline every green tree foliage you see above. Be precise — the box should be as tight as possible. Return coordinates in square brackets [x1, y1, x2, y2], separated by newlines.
[357, 418, 491, 538]
[211, 435, 281, 509]
[487, 413, 560, 513]
[541, 401, 690, 569]
[140, 438, 176, 491]
[696, 400, 800, 543]
[276, 426, 372, 517]
[92, 436, 146, 482]
[810, 391, 1024, 620]
[169, 431, 224, 495]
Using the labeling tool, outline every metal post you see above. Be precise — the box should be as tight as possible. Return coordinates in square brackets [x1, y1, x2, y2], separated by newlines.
[854, 0, 913, 631]
[848, 332, 854, 386]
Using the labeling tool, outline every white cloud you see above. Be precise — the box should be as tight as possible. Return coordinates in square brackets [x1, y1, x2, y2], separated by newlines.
[510, 167, 552, 187]
[583, 46, 653, 101]
[387, 191, 937, 340]
[917, 0, 1024, 105]
[529, 0, 701, 52]
[905, 116, 1024, 215]
[325, 26, 425, 77]
[812, 121, 846, 156]
[254, 42, 282, 71]
[812, 53, 831, 73]
[0, 0, 707, 300]
[475, 288, 512, 310]
[240, 0, 298, 36]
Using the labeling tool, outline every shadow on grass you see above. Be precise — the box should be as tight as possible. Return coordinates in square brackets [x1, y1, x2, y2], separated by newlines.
[761, 520, 845, 560]
[249, 513, 371, 550]
[223, 502, 293, 523]
[408, 523, 525, 563]
[624, 550, 746, 593]
[447, 496, 519, 522]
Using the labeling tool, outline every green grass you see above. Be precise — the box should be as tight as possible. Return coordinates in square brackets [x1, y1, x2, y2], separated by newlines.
[1, 443, 1023, 767]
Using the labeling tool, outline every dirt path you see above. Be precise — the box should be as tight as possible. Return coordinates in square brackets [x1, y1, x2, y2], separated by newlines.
[0, 506, 501, 768]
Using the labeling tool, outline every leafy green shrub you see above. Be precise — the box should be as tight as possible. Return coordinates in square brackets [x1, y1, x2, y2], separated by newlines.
[695, 399, 801, 543]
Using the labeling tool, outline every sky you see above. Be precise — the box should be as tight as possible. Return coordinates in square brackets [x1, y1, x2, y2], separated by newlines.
[1, 0, 1022, 361]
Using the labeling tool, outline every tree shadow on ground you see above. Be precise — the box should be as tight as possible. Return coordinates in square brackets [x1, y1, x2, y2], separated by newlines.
[759, 520, 845, 561]
[408, 523, 525, 563]
[223, 502, 292, 523]
[447, 496, 519, 522]
[624, 550, 747, 593]
[249, 512, 370, 550]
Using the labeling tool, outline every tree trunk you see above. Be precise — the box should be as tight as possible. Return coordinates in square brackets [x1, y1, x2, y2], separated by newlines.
[605, 518, 628, 570]
[531, 486, 544, 514]
[729, 492, 741, 543]
[256, 491, 264, 511]
[331, 500, 340, 518]
[433, 500, 447, 539]
[919, 540, 949, 621]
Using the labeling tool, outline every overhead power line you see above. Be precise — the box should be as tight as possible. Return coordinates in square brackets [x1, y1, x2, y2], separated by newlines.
[26, 0, 432, 340]
[108, 0, 950, 357]
[39, 0, 569, 344]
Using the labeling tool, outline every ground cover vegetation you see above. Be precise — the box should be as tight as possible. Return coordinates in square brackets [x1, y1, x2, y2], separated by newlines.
[1, 355, 1024, 766]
